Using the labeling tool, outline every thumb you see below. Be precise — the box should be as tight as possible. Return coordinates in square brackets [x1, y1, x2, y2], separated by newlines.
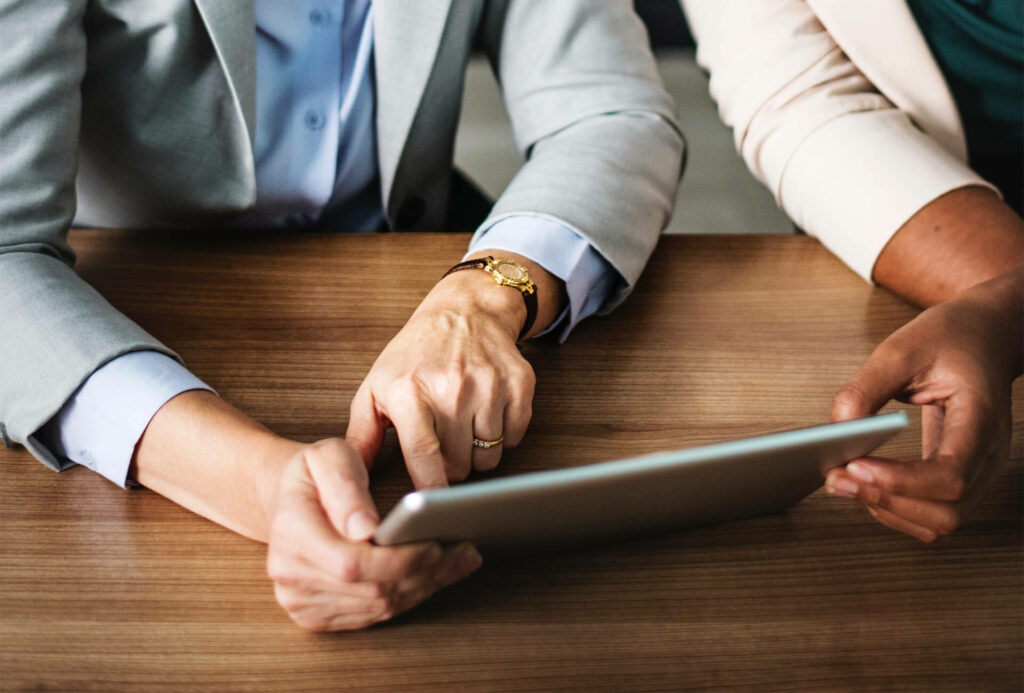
[346, 382, 387, 469]
[303, 438, 380, 542]
[832, 342, 916, 422]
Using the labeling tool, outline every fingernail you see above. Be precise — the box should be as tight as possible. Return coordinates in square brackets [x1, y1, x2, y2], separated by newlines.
[458, 544, 483, 573]
[346, 510, 378, 540]
[826, 477, 859, 499]
[846, 462, 875, 484]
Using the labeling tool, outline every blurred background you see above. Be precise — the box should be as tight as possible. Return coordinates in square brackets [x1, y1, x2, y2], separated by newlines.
[453, 0, 793, 235]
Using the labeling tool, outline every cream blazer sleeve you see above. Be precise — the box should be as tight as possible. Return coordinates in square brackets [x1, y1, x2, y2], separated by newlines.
[680, 0, 995, 281]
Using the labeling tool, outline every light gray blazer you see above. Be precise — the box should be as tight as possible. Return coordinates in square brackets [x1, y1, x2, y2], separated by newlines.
[0, 0, 684, 469]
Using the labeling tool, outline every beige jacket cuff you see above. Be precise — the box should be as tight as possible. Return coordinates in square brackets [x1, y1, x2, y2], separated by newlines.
[777, 109, 999, 282]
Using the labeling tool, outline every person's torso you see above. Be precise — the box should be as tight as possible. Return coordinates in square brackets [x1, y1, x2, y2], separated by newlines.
[73, 0, 483, 232]
[906, 0, 1024, 213]
[232, 0, 382, 231]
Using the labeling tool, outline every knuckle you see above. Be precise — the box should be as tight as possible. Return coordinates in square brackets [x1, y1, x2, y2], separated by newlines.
[876, 472, 905, 496]
[508, 388, 534, 424]
[368, 594, 398, 620]
[273, 585, 303, 613]
[933, 510, 961, 537]
[294, 613, 331, 632]
[269, 574, 302, 589]
[521, 363, 537, 389]
[430, 370, 466, 407]
[868, 466, 905, 496]
[867, 488, 890, 510]
[312, 437, 350, 459]
[415, 436, 444, 461]
[307, 439, 360, 477]
[512, 361, 536, 392]
[389, 375, 425, 405]
[268, 512, 302, 547]
[337, 555, 362, 583]
[266, 554, 291, 583]
[513, 388, 534, 416]
[360, 581, 388, 601]
[944, 477, 967, 502]
[347, 392, 363, 418]
[473, 368, 498, 394]
[872, 340, 910, 369]
[268, 522, 290, 548]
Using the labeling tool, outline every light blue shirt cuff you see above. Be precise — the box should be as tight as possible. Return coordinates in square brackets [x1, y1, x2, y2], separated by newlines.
[467, 216, 618, 342]
[38, 351, 214, 489]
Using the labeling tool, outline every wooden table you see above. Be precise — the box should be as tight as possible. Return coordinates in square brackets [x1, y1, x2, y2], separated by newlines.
[2, 232, 1021, 692]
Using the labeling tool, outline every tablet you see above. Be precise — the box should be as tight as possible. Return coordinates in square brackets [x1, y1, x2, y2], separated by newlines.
[373, 412, 908, 550]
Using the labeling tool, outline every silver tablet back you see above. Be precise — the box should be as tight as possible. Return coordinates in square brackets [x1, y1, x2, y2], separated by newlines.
[374, 413, 907, 550]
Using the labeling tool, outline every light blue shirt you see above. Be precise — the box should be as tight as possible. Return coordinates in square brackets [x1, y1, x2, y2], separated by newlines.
[41, 0, 616, 487]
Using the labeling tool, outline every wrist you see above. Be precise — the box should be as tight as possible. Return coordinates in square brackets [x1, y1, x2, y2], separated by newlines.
[254, 436, 307, 536]
[429, 263, 529, 339]
[131, 390, 304, 542]
[985, 265, 1024, 376]
[435, 250, 566, 340]
[955, 265, 1024, 379]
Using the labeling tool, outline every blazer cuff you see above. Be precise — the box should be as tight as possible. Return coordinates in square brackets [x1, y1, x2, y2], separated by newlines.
[35, 351, 214, 488]
[778, 109, 999, 281]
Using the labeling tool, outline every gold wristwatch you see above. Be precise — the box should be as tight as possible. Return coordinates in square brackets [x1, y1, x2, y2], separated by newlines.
[442, 256, 538, 341]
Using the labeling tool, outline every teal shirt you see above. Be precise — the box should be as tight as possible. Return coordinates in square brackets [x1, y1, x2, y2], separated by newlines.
[907, 0, 1023, 212]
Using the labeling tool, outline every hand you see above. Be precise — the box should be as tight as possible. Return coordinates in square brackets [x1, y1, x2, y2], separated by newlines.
[346, 258, 543, 488]
[265, 438, 482, 630]
[825, 268, 1023, 542]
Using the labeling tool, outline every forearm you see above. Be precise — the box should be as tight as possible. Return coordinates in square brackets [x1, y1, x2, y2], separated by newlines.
[873, 186, 1024, 307]
[129, 390, 302, 542]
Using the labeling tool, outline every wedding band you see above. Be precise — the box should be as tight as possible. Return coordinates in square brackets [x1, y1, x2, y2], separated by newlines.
[472, 435, 504, 449]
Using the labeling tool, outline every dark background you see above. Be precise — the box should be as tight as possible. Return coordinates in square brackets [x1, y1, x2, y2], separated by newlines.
[635, 0, 694, 48]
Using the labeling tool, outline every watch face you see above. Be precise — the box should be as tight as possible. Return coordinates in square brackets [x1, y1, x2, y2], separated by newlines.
[495, 261, 527, 283]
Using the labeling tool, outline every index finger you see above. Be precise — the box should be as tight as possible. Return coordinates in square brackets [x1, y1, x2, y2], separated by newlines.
[832, 342, 918, 422]
[346, 382, 388, 469]
[387, 388, 449, 490]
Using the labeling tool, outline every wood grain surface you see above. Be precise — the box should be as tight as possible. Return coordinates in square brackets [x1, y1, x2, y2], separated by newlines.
[2, 231, 1021, 692]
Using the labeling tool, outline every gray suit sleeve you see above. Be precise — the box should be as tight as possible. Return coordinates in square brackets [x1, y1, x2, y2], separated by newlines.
[473, 0, 685, 311]
[0, 1, 178, 469]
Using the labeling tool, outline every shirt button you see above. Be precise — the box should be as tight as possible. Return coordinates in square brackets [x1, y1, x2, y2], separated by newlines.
[309, 8, 331, 25]
[304, 110, 326, 130]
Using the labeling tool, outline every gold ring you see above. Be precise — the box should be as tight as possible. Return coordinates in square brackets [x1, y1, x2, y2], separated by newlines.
[472, 435, 504, 449]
